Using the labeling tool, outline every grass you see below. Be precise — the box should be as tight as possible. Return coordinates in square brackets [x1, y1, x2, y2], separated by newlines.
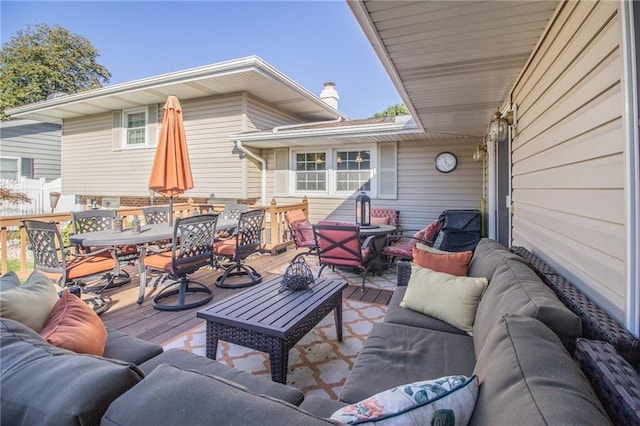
[6, 258, 33, 273]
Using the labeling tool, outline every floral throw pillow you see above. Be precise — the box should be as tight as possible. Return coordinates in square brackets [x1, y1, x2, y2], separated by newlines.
[331, 375, 479, 425]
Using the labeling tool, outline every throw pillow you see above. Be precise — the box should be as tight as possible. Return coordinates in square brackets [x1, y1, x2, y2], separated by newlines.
[415, 242, 452, 255]
[0, 271, 59, 332]
[40, 289, 108, 356]
[400, 265, 488, 334]
[330, 375, 479, 425]
[371, 216, 390, 225]
[412, 246, 473, 276]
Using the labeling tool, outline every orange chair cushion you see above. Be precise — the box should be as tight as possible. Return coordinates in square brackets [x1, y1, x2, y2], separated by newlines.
[144, 251, 173, 271]
[214, 239, 237, 257]
[66, 253, 116, 281]
[40, 290, 108, 356]
[412, 246, 473, 276]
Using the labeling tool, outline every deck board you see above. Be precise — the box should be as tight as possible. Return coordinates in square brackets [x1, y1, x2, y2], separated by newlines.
[100, 249, 393, 345]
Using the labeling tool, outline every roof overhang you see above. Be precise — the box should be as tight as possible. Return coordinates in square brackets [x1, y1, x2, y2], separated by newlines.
[6, 56, 348, 124]
[347, 0, 558, 137]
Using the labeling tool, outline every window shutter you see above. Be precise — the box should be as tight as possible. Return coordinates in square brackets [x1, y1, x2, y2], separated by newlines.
[274, 148, 289, 195]
[378, 142, 397, 199]
[21, 158, 34, 178]
[147, 104, 159, 147]
[112, 111, 122, 150]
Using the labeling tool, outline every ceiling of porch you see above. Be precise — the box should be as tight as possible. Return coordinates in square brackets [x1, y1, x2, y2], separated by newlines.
[348, 0, 558, 137]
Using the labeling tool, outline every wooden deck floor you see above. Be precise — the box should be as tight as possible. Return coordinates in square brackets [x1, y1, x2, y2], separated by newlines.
[100, 248, 393, 345]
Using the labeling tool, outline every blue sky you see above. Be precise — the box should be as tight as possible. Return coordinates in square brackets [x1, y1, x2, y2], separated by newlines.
[1, 1, 402, 119]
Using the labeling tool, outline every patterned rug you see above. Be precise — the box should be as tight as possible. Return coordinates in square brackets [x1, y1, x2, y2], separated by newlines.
[163, 256, 396, 399]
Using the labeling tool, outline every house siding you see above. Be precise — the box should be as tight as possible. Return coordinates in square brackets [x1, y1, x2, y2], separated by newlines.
[510, 0, 626, 319]
[62, 94, 245, 199]
[0, 121, 61, 181]
[264, 138, 482, 229]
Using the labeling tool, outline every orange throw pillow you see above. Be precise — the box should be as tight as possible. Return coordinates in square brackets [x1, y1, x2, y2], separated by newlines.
[40, 290, 108, 356]
[412, 246, 473, 276]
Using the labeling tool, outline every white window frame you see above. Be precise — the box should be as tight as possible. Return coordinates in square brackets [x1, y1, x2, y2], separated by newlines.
[0, 156, 20, 180]
[289, 145, 377, 198]
[121, 107, 149, 148]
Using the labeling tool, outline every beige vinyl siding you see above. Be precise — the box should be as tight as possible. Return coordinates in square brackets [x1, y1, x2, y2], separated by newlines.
[0, 121, 61, 181]
[510, 0, 625, 319]
[63, 94, 245, 198]
[245, 95, 306, 131]
[264, 138, 482, 229]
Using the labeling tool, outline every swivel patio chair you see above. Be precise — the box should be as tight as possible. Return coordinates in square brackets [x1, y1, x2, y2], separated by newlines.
[142, 205, 171, 224]
[382, 218, 444, 263]
[214, 209, 265, 288]
[71, 209, 134, 289]
[284, 209, 317, 262]
[313, 223, 375, 292]
[140, 214, 218, 311]
[22, 219, 114, 314]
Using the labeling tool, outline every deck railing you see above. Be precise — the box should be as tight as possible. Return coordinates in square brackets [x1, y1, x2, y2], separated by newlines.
[0, 197, 309, 275]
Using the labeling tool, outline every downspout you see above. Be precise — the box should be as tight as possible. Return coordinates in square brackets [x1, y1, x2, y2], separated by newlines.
[235, 141, 267, 206]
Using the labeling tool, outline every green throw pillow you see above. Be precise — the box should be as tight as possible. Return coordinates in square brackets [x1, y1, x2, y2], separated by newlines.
[401, 264, 488, 334]
[0, 271, 59, 332]
[331, 375, 479, 424]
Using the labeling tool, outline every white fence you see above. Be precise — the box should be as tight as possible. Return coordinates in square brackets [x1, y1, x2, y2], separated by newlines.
[0, 177, 79, 216]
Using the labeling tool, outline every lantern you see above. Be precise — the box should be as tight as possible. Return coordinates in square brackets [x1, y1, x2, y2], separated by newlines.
[355, 191, 371, 227]
[49, 192, 61, 213]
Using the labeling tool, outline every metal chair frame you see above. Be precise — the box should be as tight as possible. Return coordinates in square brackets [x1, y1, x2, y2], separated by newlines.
[142, 206, 171, 225]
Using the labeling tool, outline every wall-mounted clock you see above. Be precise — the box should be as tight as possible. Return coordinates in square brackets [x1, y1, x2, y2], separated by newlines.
[435, 152, 457, 173]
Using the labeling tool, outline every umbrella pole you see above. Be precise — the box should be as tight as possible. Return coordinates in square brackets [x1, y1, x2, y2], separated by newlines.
[169, 196, 174, 226]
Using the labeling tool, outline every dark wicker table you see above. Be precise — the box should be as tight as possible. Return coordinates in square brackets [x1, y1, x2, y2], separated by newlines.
[197, 277, 348, 383]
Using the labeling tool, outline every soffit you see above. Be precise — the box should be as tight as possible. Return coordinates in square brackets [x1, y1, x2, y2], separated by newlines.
[349, 0, 558, 136]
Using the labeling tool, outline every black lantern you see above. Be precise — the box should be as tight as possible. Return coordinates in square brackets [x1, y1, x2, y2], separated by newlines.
[355, 191, 371, 227]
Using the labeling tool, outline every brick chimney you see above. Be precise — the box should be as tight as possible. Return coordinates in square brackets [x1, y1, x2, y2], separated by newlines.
[320, 82, 339, 110]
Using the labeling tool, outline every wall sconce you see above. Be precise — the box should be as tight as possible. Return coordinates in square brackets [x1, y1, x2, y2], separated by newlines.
[473, 141, 487, 162]
[316, 153, 324, 164]
[336, 154, 343, 164]
[49, 191, 61, 213]
[355, 191, 371, 227]
[355, 152, 363, 163]
[488, 109, 514, 143]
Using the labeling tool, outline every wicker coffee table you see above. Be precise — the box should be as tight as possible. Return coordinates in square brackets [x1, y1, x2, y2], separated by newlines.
[197, 276, 348, 383]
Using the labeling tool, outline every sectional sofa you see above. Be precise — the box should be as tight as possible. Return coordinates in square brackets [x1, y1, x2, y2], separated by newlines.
[1, 238, 637, 424]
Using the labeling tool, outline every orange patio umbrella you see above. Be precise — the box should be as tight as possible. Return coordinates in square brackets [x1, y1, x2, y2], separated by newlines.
[149, 95, 194, 226]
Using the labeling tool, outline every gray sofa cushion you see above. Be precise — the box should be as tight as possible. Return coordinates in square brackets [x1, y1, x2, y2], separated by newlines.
[0, 318, 144, 426]
[299, 395, 349, 418]
[468, 238, 530, 280]
[384, 287, 469, 335]
[103, 363, 335, 425]
[470, 315, 610, 425]
[139, 348, 304, 406]
[103, 328, 163, 365]
[340, 322, 475, 404]
[473, 259, 581, 356]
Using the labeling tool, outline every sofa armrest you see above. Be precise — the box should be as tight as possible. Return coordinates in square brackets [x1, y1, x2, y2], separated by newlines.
[396, 261, 412, 286]
[575, 338, 640, 426]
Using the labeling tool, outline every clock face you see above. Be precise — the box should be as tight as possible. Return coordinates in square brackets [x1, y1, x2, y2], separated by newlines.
[435, 152, 457, 173]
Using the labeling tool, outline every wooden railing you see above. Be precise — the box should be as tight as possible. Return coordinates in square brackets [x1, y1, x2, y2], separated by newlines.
[0, 197, 309, 275]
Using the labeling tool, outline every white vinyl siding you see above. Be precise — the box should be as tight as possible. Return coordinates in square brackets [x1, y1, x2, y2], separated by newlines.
[0, 121, 61, 181]
[510, 1, 626, 320]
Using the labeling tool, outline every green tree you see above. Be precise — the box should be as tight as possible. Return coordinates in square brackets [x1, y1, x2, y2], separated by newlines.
[371, 103, 409, 118]
[0, 23, 110, 119]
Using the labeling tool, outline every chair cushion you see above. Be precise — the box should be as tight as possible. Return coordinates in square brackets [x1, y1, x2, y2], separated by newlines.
[0, 318, 144, 426]
[66, 252, 116, 281]
[0, 271, 59, 332]
[470, 315, 610, 425]
[340, 322, 475, 404]
[103, 364, 334, 425]
[290, 218, 315, 246]
[39, 289, 107, 356]
[400, 265, 488, 334]
[412, 246, 472, 276]
[214, 238, 237, 256]
[102, 328, 163, 365]
[332, 375, 478, 425]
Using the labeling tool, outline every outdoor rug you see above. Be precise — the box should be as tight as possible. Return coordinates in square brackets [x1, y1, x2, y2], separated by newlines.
[163, 298, 387, 399]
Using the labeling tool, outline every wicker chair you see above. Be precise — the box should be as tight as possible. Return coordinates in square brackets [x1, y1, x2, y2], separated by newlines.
[284, 209, 317, 262]
[313, 223, 374, 292]
[141, 214, 218, 311]
[214, 209, 265, 288]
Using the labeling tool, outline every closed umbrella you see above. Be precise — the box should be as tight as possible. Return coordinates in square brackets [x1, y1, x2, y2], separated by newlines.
[149, 95, 194, 226]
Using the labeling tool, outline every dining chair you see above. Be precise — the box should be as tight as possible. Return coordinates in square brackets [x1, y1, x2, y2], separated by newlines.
[370, 208, 400, 227]
[382, 219, 445, 263]
[22, 219, 113, 314]
[284, 209, 317, 262]
[140, 214, 218, 311]
[313, 223, 375, 292]
[214, 209, 265, 288]
[70, 209, 134, 289]
[142, 205, 171, 224]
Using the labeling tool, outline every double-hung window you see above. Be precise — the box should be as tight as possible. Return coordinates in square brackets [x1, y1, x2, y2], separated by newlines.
[123, 108, 147, 147]
[294, 152, 327, 192]
[335, 150, 371, 192]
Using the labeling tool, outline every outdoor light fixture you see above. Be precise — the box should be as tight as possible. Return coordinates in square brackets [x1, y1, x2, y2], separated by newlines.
[49, 191, 61, 213]
[488, 109, 515, 143]
[316, 154, 324, 164]
[355, 191, 371, 227]
[473, 140, 487, 162]
[336, 154, 343, 164]
[355, 152, 363, 163]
